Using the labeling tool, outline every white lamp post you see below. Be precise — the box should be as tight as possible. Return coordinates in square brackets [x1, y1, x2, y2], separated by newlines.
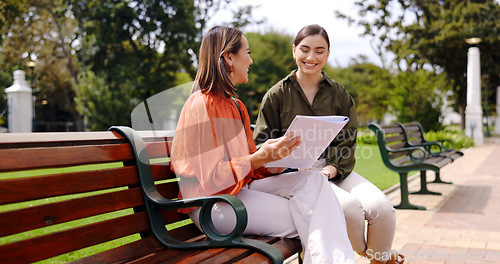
[464, 37, 483, 145]
[495, 85, 500, 135]
[5, 70, 33, 133]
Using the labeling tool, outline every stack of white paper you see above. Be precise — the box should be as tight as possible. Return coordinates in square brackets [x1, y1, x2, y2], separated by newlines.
[265, 115, 349, 169]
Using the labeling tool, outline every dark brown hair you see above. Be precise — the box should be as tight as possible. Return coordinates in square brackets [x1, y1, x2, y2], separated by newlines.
[192, 26, 243, 98]
[294, 24, 330, 49]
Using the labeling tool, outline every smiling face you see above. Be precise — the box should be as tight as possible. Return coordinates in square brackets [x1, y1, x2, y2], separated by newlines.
[292, 34, 330, 77]
[226, 35, 253, 85]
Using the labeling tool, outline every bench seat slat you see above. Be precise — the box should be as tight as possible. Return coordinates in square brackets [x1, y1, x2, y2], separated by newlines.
[71, 236, 165, 264]
[196, 237, 280, 264]
[234, 237, 301, 264]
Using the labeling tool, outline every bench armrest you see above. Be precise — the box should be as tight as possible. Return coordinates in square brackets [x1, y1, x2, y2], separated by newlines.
[435, 139, 455, 152]
[110, 126, 285, 264]
[386, 146, 427, 164]
[412, 141, 444, 155]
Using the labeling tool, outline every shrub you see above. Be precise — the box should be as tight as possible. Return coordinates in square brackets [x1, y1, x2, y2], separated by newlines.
[357, 125, 474, 150]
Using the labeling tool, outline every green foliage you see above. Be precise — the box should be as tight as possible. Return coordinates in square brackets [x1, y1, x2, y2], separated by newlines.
[424, 126, 474, 150]
[358, 125, 473, 150]
[389, 70, 452, 131]
[0, 0, 84, 131]
[240, 31, 296, 121]
[0, 0, 25, 44]
[326, 62, 393, 124]
[338, 0, 500, 126]
[0, 67, 14, 126]
[1, 0, 260, 131]
[357, 127, 377, 145]
[75, 71, 135, 130]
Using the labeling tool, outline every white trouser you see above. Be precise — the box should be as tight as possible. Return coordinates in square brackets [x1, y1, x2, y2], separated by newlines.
[312, 159, 397, 262]
[190, 170, 355, 264]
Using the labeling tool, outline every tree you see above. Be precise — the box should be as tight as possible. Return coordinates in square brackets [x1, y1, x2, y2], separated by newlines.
[337, 0, 500, 129]
[325, 62, 393, 125]
[69, 0, 260, 130]
[239, 31, 296, 121]
[1, 0, 260, 131]
[0, 0, 84, 131]
[389, 70, 452, 131]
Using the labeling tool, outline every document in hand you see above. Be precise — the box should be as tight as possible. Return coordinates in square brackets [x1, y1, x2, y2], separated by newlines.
[265, 115, 349, 169]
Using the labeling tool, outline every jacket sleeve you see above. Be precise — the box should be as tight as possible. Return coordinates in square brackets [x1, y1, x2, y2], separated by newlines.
[326, 93, 358, 182]
[253, 88, 283, 149]
[171, 95, 253, 198]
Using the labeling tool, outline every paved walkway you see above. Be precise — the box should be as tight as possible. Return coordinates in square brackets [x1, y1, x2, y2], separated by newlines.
[288, 137, 500, 264]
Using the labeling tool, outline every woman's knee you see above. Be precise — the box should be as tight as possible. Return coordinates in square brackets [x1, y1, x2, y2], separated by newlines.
[365, 197, 396, 224]
[340, 195, 365, 222]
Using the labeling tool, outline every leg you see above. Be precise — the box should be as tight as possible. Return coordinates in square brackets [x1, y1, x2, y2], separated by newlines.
[336, 172, 397, 263]
[190, 188, 299, 238]
[396, 172, 426, 210]
[328, 182, 367, 255]
[411, 170, 441, 195]
[429, 170, 452, 184]
[249, 171, 355, 264]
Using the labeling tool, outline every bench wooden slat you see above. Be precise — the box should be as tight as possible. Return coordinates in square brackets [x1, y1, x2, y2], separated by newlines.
[71, 236, 165, 264]
[0, 187, 144, 237]
[197, 237, 279, 264]
[0, 166, 139, 205]
[0, 143, 134, 172]
[234, 238, 301, 264]
[145, 141, 171, 159]
[0, 131, 124, 146]
[0, 212, 150, 264]
[1, 162, 173, 206]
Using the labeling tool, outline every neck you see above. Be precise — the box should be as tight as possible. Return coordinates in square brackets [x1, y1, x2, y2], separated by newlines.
[296, 70, 322, 90]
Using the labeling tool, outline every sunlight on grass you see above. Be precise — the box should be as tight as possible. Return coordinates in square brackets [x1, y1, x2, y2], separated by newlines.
[354, 144, 399, 191]
[0, 162, 123, 180]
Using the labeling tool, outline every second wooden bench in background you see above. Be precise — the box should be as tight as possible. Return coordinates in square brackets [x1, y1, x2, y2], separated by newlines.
[368, 123, 463, 210]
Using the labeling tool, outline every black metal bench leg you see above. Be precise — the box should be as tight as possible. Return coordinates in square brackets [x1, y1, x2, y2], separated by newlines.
[298, 250, 303, 264]
[394, 172, 426, 210]
[411, 170, 441, 195]
[429, 171, 452, 184]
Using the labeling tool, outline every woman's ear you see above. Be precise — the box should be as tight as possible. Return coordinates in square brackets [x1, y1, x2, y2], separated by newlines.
[223, 52, 232, 67]
[292, 45, 296, 59]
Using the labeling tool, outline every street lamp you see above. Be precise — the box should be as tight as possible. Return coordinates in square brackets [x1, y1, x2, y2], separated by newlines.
[465, 37, 482, 46]
[464, 37, 484, 145]
[26, 61, 36, 86]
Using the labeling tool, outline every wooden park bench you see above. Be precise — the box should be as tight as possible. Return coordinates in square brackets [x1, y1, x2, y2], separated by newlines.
[0, 126, 301, 264]
[399, 121, 463, 184]
[368, 123, 463, 210]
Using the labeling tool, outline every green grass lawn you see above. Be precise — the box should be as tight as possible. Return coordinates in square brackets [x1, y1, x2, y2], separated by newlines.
[354, 143, 400, 191]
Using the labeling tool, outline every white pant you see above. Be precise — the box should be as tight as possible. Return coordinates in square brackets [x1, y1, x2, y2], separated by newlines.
[190, 170, 355, 264]
[312, 159, 396, 261]
[332, 171, 396, 261]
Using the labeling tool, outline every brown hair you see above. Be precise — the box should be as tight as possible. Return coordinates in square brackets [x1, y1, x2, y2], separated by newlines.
[192, 26, 243, 98]
[294, 24, 330, 49]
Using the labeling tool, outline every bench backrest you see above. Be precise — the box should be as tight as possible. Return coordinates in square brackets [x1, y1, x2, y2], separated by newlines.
[368, 123, 415, 169]
[399, 122, 425, 146]
[0, 130, 198, 263]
